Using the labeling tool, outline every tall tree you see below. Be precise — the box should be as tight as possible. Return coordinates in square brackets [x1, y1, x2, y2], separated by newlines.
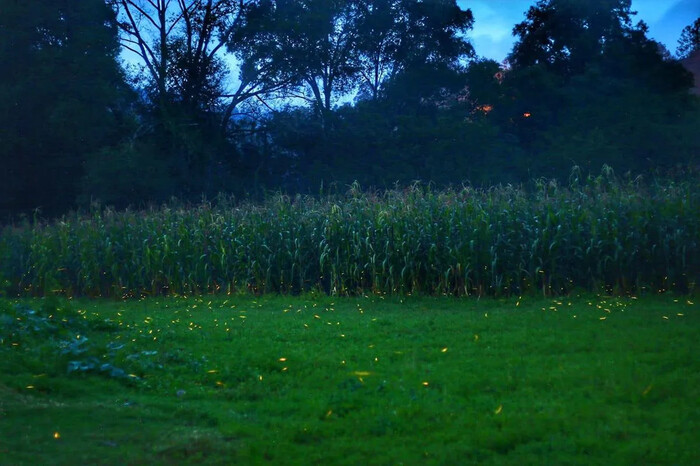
[0, 0, 127, 217]
[508, 0, 693, 92]
[253, 0, 363, 122]
[509, 0, 636, 76]
[354, 0, 474, 101]
[104, 0, 292, 200]
[499, 0, 696, 177]
[253, 0, 473, 120]
[110, 0, 284, 129]
[677, 17, 700, 59]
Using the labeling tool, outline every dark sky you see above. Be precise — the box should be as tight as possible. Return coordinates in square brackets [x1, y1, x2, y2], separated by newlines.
[461, 0, 700, 62]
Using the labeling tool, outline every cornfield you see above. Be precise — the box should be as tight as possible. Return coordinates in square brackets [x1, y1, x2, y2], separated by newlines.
[1, 171, 698, 297]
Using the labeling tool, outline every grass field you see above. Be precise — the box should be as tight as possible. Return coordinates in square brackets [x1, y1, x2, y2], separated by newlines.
[0, 293, 698, 464]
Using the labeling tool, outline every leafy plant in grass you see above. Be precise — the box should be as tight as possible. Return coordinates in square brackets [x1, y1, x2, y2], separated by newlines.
[0, 298, 146, 383]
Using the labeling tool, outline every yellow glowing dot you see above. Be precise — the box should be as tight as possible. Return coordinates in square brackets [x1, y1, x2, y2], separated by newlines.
[207, 370, 218, 374]
[326, 410, 333, 418]
[353, 371, 371, 376]
[441, 347, 448, 353]
[279, 358, 287, 362]
[688, 301, 694, 305]
[599, 317, 606, 320]
[259, 375, 263, 381]
[282, 367, 288, 371]
[26, 385, 34, 389]
[314, 314, 320, 319]
[422, 382, 429, 386]
[474, 334, 479, 341]
[495, 405, 503, 415]
[677, 313, 684, 317]
[662, 316, 669, 320]
[216, 381, 224, 386]
[54, 432, 61, 439]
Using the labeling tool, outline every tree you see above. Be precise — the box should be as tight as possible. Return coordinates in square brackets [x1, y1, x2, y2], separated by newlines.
[252, 0, 363, 123]
[110, 0, 285, 130]
[677, 18, 700, 59]
[498, 0, 697, 179]
[354, 0, 474, 101]
[509, 0, 637, 76]
[104, 0, 293, 201]
[253, 0, 473, 120]
[0, 0, 128, 217]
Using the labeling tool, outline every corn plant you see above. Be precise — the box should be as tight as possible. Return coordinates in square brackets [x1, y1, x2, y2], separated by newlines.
[1, 171, 697, 297]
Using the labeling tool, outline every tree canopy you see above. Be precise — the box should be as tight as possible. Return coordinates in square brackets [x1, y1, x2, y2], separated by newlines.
[677, 17, 700, 59]
[0, 0, 127, 217]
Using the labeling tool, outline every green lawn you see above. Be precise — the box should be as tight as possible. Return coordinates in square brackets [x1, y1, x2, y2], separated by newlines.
[1, 294, 698, 464]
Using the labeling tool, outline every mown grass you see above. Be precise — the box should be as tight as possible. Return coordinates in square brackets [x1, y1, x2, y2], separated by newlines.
[1, 171, 698, 298]
[1, 294, 698, 464]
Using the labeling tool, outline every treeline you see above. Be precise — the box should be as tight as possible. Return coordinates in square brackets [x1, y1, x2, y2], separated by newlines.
[1, 1, 699, 218]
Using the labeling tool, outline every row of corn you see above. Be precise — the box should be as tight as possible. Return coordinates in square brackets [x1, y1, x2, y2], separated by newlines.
[0, 173, 697, 297]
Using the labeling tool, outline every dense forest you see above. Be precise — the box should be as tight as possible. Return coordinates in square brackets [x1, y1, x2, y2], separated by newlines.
[1, 0, 699, 219]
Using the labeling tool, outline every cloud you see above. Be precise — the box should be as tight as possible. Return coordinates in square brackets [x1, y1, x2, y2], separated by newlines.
[630, 0, 678, 24]
[461, 0, 533, 61]
[469, 34, 516, 62]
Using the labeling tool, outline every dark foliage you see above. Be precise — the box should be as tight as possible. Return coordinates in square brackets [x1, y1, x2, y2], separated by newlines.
[0, 0, 697, 218]
[0, 0, 129, 218]
[677, 17, 700, 59]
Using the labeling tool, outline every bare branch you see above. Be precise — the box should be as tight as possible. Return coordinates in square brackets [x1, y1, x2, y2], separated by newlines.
[122, 0, 161, 30]
[118, 0, 161, 83]
[254, 94, 276, 113]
